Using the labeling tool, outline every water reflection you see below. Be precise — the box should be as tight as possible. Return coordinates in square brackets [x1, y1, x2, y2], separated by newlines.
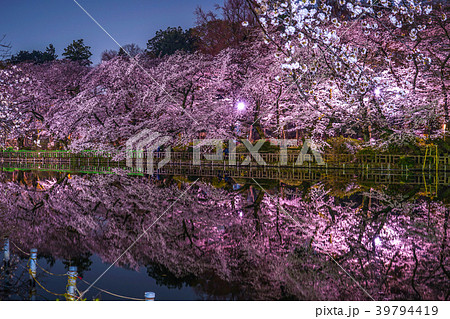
[0, 167, 449, 300]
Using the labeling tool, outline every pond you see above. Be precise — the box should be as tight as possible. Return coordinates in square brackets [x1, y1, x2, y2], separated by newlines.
[0, 165, 449, 301]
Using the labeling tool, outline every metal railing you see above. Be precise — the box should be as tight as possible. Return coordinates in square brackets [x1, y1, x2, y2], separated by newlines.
[1, 150, 450, 169]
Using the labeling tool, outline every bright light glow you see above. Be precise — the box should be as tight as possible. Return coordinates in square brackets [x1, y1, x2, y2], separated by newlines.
[374, 237, 382, 246]
[374, 87, 381, 97]
[237, 102, 246, 111]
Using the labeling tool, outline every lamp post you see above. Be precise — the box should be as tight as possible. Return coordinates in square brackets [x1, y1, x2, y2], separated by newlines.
[236, 101, 246, 111]
[235, 101, 247, 137]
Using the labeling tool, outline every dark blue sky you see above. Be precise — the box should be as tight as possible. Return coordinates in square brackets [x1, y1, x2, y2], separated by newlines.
[0, 0, 216, 64]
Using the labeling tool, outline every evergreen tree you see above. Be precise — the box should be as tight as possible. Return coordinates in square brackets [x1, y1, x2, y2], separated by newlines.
[43, 44, 58, 61]
[62, 39, 92, 66]
[146, 27, 197, 57]
[10, 44, 57, 64]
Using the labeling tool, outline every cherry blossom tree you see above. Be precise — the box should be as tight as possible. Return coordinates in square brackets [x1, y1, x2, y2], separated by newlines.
[0, 61, 88, 148]
[245, 0, 449, 142]
[47, 51, 242, 151]
[0, 65, 35, 146]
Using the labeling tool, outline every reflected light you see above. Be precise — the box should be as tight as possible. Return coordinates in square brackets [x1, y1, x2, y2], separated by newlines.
[374, 87, 381, 97]
[374, 237, 382, 246]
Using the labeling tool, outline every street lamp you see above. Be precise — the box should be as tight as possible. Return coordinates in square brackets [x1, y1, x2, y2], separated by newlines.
[236, 101, 246, 111]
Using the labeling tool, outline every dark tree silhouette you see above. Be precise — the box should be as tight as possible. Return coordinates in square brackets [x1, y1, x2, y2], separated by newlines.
[193, 0, 256, 55]
[10, 44, 57, 64]
[0, 34, 11, 60]
[118, 43, 143, 57]
[101, 49, 118, 62]
[146, 27, 197, 57]
[62, 39, 92, 66]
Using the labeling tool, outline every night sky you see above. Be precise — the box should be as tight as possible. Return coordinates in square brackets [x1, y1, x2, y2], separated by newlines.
[0, 0, 216, 64]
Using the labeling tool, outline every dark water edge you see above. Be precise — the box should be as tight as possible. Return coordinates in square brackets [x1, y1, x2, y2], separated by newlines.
[0, 254, 201, 301]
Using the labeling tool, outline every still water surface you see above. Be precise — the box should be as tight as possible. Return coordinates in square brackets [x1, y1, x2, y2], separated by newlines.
[1, 167, 449, 300]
